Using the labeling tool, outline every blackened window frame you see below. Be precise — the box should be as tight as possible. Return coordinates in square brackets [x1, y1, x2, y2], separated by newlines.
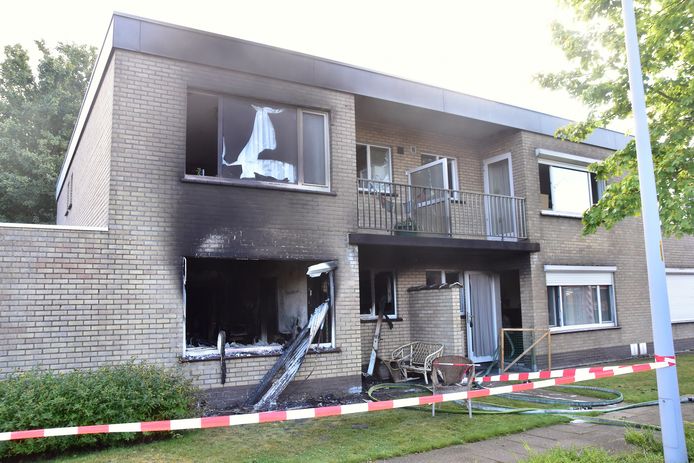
[185, 89, 331, 193]
[359, 269, 397, 319]
[181, 257, 337, 358]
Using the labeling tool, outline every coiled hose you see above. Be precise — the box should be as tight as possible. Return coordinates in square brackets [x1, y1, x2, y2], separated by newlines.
[366, 382, 694, 431]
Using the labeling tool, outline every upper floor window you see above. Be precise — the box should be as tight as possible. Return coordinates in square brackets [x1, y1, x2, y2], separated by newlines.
[186, 91, 330, 190]
[536, 149, 605, 217]
[357, 144, 392, 184]
[545, 265, 617, 331]
[421, 153, 458, 191]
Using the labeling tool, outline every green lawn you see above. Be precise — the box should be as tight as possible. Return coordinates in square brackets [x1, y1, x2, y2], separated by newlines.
[521, 425, 694, 463]
[50, 354, 694, 463]
[52, 412, 563, 463]
[576, 354, 694, 403]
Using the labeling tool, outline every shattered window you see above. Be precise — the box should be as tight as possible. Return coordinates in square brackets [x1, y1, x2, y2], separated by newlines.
[186, 92, 329, 189]
[184, 258, 334, 357]
[359, 270, 396, 318]
[357, 144, 392, 184]
[425, 271, 443, 286]
[221, 98, 298, 183]
[426, 270, 460, 286]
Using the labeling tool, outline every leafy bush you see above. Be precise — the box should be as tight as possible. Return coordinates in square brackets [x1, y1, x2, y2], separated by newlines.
[0, 363, 198, 458]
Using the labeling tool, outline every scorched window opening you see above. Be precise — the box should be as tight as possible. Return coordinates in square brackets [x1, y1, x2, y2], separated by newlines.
[185, 91, 330, 190]
[184, 258, 333, 357]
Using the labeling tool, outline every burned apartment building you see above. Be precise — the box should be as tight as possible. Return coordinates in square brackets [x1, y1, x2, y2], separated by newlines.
[0, 14, 693, 404]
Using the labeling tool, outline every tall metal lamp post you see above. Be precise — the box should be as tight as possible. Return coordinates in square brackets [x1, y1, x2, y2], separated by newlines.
[620, 0, 687, 461]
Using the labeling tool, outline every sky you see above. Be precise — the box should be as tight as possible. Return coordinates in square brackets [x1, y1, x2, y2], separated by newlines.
[0, 0, 611, 130]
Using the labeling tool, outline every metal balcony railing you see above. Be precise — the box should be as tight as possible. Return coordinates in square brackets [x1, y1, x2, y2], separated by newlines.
[357, 178, 528, 240]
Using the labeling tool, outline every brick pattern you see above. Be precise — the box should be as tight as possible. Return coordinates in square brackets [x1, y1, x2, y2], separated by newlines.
[56, 62, 112, 228]
[356, 119, 485, 193]
[663, 235, 694, 268]
[0, 225, 146, 375]
[408, 287, 465, 356]
[2, 45, 693, 401]
[516, 131, 694, 364]
[106, 50, 362, 389]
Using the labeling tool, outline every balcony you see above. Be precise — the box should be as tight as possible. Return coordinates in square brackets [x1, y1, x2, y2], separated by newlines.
[357, 179, 528, 240]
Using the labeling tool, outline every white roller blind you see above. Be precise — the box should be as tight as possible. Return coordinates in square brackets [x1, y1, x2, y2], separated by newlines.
[666, 272, 694, 323]
[545, 267, 614, 286]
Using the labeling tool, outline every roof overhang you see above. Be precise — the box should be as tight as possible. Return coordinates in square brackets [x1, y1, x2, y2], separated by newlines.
[56, 13, 631, 197]
[349, 233, 540, 253]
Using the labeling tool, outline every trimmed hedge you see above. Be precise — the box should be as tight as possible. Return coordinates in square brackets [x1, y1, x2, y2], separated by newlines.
[0, 363, 198, 458]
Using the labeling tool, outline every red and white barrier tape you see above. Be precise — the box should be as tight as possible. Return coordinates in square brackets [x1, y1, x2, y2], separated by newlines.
[475, 355, 676, 383]
[0, 356, 676, 441]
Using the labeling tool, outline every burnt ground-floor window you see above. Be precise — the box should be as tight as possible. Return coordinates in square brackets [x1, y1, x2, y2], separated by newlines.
[184, 258, 333, 356]
[359, 269, 396, 319]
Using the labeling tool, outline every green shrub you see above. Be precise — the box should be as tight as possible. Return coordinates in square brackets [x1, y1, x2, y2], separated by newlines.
[0, 363, 198, 458]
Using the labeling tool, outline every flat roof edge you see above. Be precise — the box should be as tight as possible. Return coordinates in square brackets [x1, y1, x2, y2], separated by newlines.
[110, 13, 628, 150]
[58, 12, 630, 197]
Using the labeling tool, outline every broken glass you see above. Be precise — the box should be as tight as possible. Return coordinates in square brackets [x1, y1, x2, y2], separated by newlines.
[221, 97, 298, 182]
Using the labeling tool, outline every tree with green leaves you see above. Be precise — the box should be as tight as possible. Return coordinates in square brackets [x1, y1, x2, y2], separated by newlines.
[0, 41, 95, 224]
[537, 0, 693, 237]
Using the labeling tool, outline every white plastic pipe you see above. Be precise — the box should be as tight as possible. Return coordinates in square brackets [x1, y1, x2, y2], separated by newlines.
[620, 1, 687, 461]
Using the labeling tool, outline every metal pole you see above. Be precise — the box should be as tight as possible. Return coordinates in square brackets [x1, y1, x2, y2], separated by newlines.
[620, 1, 687, 460]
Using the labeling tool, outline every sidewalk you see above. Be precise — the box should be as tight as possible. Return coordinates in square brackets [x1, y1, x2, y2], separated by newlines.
[383, 402, 693, 463]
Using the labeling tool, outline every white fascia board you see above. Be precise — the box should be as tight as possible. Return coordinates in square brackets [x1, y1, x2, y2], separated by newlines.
[55, 18, 115, 198]
[544, 265, 618, 272]
[535, 148, 603, 166]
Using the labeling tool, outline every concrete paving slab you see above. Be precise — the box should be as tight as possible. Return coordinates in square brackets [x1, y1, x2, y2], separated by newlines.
[466, 439, 530, 457]
[384, 402, 694, 462]
[504, 432, 558, 449]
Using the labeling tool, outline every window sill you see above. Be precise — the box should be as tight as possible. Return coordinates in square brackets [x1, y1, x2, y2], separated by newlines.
[179, 346, 341, 363]
[549, 324, 620, 334]
[182, 175, 336, 196]
[673, 319, 694, 324]
[540, 210, 583, 219]
[360, 317, 403, 323]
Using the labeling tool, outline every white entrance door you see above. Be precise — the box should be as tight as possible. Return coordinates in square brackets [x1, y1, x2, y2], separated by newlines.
[483, 154, 516, 239]
[464, 271, 501, 363]
[406, 159, 450, 235]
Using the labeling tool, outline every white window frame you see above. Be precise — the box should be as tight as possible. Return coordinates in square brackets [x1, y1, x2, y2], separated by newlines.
[666, 268, 694, 324]
[544, 265, 617, 332]
[357, 143, 393, 186]
[536, 148, 605, 218]
[360, 269, 397, 319]
[298, 109, 331, 188]
[421, 153, 459, 192]
[184, 91, 331, 193]
[483, 152, 517, 240]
